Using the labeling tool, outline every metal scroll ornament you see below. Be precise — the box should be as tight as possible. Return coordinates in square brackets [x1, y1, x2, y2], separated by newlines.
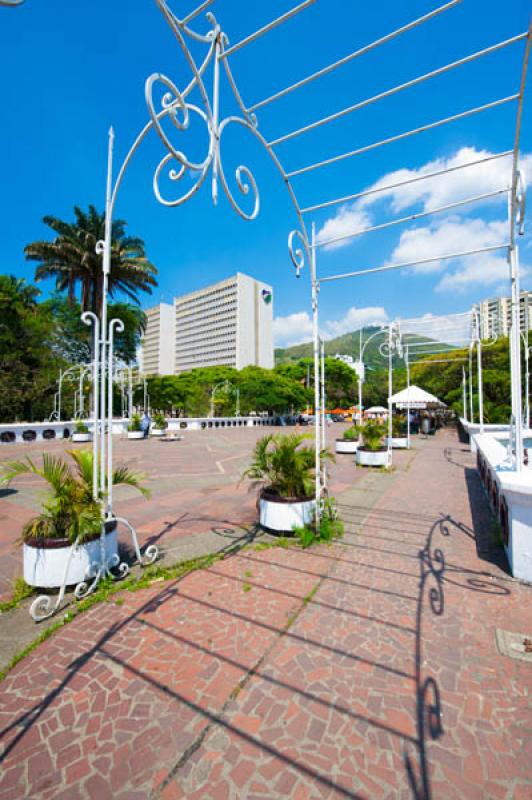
[145, 4, 260, 220]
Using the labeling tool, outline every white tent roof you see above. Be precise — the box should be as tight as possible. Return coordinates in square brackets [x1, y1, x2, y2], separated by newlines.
[388, 385, 444, 409]
[365, 405, 389, 414]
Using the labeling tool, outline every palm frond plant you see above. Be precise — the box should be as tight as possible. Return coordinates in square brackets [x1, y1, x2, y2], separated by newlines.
[74, 420, 89, 434]
[242, 432, 334, 499]
[392, 415, 407, 437]
[1, 449, 149, 545]
[128, 413, 142, 432]
[355, 421, 388, 452]
[152, 413, 167, 430]
[342, 426, 359, 442]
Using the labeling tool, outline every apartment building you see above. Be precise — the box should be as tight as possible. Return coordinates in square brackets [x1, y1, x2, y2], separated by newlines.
[139, 273, 273, 375]
[477, 290, 532, 339]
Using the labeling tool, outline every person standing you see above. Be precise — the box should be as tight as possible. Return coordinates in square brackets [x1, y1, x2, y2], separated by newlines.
[140, 411, 151, 438]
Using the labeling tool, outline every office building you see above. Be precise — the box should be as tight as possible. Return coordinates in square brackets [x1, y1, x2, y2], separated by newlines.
[477, 291, 532, 339]
[139, 273, 273, 374]
[139, 302, 175, 375]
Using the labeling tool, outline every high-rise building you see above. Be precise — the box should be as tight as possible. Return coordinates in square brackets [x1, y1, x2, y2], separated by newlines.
[139, 302, 175, 375]
[477, 291, 532, 339]
[139, 273, 273, 375]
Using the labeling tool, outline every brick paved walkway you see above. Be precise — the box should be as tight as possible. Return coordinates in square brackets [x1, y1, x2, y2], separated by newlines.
[0, 425, 357, 599]
[0, 428, 531, 799]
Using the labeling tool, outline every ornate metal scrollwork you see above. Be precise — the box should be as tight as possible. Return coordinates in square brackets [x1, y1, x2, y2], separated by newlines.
[143, 4, 263, 221]
[288, 229, 309, 277]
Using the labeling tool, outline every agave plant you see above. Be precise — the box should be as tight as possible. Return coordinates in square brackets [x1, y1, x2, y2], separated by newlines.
[1, 449, 149, 544]
[355, 421, 388, 451]
[242, 432, 334, 499]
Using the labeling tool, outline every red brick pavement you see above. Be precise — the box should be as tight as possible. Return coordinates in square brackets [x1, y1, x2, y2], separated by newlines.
[0, 425, 358, 598]
[0, 428, 531, 798]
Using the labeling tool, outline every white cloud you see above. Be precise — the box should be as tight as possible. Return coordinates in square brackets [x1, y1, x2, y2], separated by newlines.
[273, 311, 313, 348]
[399, 311, 472, 344]
[316, 206, 372, 251]
[316, 146, 532, 252]
[323, 306, 388, 338]
[388, 216, 514, 291]
[359, 147, 532, 213]
[274, 305, 388, 347]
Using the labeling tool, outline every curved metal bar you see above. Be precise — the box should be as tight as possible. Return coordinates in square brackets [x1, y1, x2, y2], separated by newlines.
[509, 17, 532, 245]
[315, 188, 509, 250]
[110, 36, 217, 214]
[220, 0, 318, 59]
[112, 516, 158, 566]
[81, 312, 100, 500]
[302, 150, 513, 214]
[287, 95, 519, 178]
[249, 0, 463, 112]
[271, 33, 527, 147]
[107, 318, 124, 513]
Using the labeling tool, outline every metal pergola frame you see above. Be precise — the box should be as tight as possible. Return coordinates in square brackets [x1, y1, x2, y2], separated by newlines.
[5, 1, 530, 617]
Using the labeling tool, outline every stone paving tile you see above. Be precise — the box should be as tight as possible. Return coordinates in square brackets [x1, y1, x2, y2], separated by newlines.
[0, 425, 359, 597]
[0, 428, 531, 799]
[159, 431, 532, 800]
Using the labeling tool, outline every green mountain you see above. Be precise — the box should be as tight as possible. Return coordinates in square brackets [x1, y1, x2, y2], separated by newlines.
[275, 327, 453, 370]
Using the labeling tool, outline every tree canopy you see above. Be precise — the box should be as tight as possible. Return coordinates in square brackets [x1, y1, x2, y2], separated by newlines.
[25, 205, 158, 315]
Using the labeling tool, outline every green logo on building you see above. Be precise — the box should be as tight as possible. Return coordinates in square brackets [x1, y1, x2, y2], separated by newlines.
[261, 289, 272, 305]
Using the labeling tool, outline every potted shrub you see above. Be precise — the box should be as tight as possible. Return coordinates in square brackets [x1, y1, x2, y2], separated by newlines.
[355, 421, 389, 467]
[386, 415, 409, 449]
[1, 450, 149, 588]
[127, 413, 144, 440]
[72, 420, 91, 443]
[242, 432, 333, 534]
[335, 425, 359, 454]
[151, 412, 167, 437]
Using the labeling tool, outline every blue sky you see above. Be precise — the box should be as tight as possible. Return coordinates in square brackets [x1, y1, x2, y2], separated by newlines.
[1, 0, 531, 347]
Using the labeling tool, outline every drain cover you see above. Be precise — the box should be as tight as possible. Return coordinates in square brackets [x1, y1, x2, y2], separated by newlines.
[495, 628, 532, 663]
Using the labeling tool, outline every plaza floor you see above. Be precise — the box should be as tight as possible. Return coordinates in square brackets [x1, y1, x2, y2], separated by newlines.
[0, 427, 531, 798]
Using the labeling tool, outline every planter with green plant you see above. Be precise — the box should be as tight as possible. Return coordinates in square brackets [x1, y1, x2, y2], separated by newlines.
[72, 420, 92, 443]
[335, 425, 359, 454]
[127, 413, 144, 440]
[1, 450, 149, 588]
[241, 432, 334, 534]
[151, 412, 168, 436]
[386, 414, 409, 449]
[355, 421, 389, 467]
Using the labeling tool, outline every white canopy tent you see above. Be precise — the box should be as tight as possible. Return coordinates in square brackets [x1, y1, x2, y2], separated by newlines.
[389, 386, 445, 410]
[365, 405, 389, 417]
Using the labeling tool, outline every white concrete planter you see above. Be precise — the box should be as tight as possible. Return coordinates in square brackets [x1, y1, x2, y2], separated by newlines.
[23, 527, 118, 588]
[335, 439, 359, 454]
[127, 431, 144, 440]
[259, 491, 316, 534]
[150, 428, 166, 437]
[386, 436, 409, 449]
[71, 432, 91, 442]
[356, 448, 389, 467]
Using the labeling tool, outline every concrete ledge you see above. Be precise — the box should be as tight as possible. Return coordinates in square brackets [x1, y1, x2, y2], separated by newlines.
[475, 432, 532, 583]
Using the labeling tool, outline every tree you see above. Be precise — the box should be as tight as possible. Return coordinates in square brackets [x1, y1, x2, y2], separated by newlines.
[0, 276, 63, 422]
[25, 205, 158, 316]
[42, 294, 147, 365]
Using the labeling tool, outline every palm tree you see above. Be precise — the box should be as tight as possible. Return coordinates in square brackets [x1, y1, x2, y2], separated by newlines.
[24, 205, 158, 315]
[1, 449, 150, 543]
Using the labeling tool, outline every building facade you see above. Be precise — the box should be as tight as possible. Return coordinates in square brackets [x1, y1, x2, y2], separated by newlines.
[139, 302, 175, 375]
[139, 273, 273, 375]
[477, 291, 532, 340]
